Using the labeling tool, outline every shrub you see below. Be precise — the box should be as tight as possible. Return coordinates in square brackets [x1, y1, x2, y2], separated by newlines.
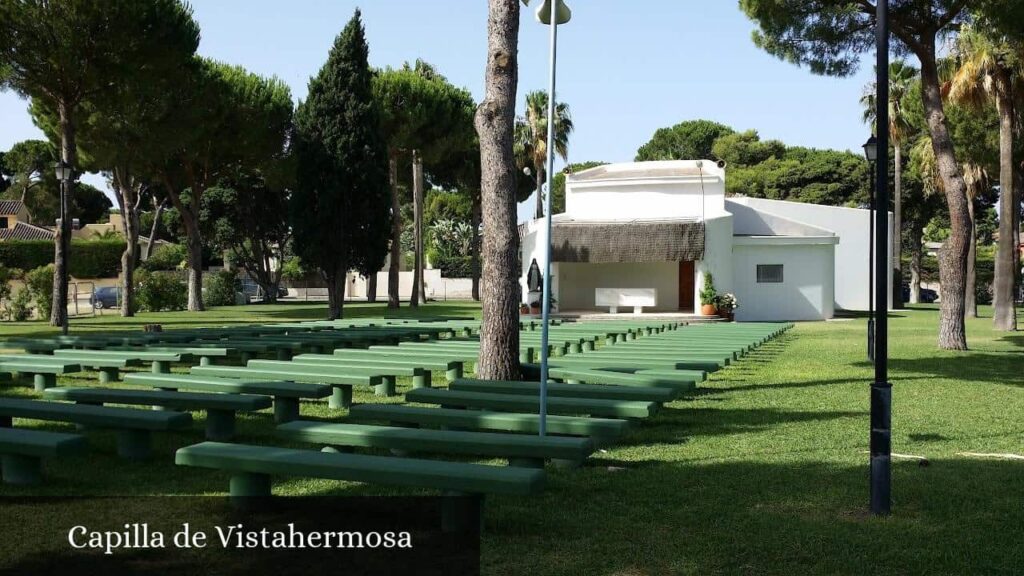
[203, 270, 239, 307]
[699, 273, 718, 306]
[25, 264, 54, 320]
[136, 270, 187, 312]
[9, 288, 32, 321]
[142, 243, 187, 272]
[433, 254, 474, 278]
[280, 257, 311, 282]
[0, 239, 125, 278]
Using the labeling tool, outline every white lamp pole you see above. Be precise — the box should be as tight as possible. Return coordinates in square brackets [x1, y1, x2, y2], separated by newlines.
[536, 0, 571, 436]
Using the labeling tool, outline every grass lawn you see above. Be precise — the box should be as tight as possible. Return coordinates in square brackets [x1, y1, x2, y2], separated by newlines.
[0, 301, 1021, 575]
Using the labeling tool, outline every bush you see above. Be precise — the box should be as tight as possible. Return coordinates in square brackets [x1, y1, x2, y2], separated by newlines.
[25, 264, 54, 320]
[0, 239, 125, 278]
[142, 244, 187, 272]
[280, 257, 311, 282]
[433, 254, 474, 278]
[136, 270, 187, 312]
[9, 288, 32, 321]
[203, 270, 239, 307]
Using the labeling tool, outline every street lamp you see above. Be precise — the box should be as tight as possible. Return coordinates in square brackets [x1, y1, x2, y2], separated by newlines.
[536, 0, 571, 437]
[54, 160, 73, 336]
[870, 0, 892, 517]
[862, 136, 877, 363]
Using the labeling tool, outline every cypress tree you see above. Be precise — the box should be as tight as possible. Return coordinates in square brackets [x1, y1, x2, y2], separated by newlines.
[293, 9, 391, 320]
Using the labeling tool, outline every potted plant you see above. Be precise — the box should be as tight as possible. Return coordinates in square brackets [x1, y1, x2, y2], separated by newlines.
[519, 303, 530, 315]
[718, 293, 738, 321]
[529, 301, 542, 315]
[699, 273, 719, 316]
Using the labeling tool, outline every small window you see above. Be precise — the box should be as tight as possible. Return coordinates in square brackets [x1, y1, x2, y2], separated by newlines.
[0, 217, 8, 230]
[757, 264, 784, 283]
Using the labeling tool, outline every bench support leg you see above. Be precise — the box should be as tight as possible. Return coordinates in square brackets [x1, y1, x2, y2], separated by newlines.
[151, 361, 170, 374]
[445, 365, 462, 383]
[33, 373, 56, 392]
[0, 415, 11, 428]
[508, 457, 544, 469]
[441, 491, 483, 534]
[199, 356, 213, 367]
[552, 458, 583, 470]
[239, 351, 255, 364]
[1, 454, 42, 485]
[206, 409, 236, 441]
[116, 429, 152, 460]
[274, 397, 301, 423]
[569, 342, 582, 354]
[413, 371, 432, 389]
[374, 376, 396, 397]
[97, 368, 119, 384]
[275, 349, 292, 361]
[584, 341, 596, 352]
[328, 386, 352, 410]
[230, 472, 271, 498]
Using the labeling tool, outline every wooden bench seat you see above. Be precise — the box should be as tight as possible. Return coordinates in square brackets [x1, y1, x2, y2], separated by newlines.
[175, 441, 544, 531]
[0, 397, 191, 460]
[346, 404, 628, 447]
[0, 427, 87, 484]
[43, 387, 271, 440]
[123, 373, 330, 423]
[449, 378, 678, 402]
[277, 420, 594, 467]
[405, 388, 658, 419]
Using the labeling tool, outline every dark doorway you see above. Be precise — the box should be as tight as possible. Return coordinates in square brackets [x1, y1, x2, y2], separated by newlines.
[678, 261, 695, 312]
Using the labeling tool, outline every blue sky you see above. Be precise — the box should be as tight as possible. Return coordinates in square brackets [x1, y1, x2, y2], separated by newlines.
[0, 0, 877, 220]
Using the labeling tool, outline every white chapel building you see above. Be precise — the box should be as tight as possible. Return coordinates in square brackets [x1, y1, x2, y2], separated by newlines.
[519, 160, 892, 322]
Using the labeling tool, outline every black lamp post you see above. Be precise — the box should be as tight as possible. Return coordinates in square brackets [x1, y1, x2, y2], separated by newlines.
[54, 160, 73, 336]
[870, 0, 892, 517]
[863, 136, 877, 363]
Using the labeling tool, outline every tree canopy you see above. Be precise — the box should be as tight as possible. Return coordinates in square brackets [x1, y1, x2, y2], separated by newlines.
[635, 120, 734, 161]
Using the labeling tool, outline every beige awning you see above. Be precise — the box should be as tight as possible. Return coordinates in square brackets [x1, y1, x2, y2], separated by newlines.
[549, 220, 705, 263]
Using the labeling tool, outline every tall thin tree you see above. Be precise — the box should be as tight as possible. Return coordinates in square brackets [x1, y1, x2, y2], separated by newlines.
[514, 90, 574, 219]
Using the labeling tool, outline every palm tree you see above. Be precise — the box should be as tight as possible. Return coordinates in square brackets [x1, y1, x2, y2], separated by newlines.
[862, 60, 918, 308]
[515, 90, 573, 219]
[947, 23, 1021, 331]
[961, 162, 991, 319]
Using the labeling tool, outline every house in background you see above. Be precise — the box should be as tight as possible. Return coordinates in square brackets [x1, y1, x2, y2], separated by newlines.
[72, 210, 170, 257]
[0, 199, 55, 241]
[519, 160, 893, 322]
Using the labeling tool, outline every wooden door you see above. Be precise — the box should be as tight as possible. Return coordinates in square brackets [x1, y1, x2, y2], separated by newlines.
[678, 261, 695, 312]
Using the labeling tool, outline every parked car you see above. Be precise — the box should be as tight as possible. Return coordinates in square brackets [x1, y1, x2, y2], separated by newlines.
[902, 284, 938, 304]
[90, 286, 120, 309]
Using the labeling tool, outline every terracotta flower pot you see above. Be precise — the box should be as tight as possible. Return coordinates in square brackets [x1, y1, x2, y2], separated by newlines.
[700, 304, 718, 316]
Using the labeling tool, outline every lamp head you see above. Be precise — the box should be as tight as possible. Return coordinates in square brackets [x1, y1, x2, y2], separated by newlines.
[534, 0, 571, 25]
[53, 160, 73, 182]
[863, 136, 878, 163]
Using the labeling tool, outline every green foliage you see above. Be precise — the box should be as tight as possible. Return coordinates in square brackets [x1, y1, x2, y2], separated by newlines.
[141, 243, 187, 272]
[135, 270, 186, 312]
[8, 287, 33, 322]
[424, 190, 472, 227]
[0, 140, 112, 225]
[279, 257, 312, 282]
[293, 10, 391, 287]
[729, 146, 870, 206]
[0, 264, 14, 320]
[0, 239, 125, 278]
[699, 273, 718, 306]
[711, 130, 785, 167]
[635, 120, 734, 161]
[202, 270, 239, 307]
[24, 264, 54, 320]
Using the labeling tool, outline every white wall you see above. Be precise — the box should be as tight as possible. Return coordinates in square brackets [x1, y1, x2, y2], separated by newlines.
[347, 269, 443, 301]
[556, 262, 679, 311]
[565, 161, 726, 221]
[731, 241, 836, 321]
[697, 214, 734, 311]
[729, 197, 892, 311]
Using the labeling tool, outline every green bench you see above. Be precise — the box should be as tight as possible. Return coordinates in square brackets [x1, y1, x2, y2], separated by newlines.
[347, 404, 628, 448]
[538, 365, 700, 392]
[0, 427, 88, 485]
[43, 387, 272, 440]
[1, 353, 137, 384]
[0, 397, 192, 459]
[0, 358, 82, 390]
[123, 373, 330, 423]
[53, 349, 193, 373]
[112, 346, 232, 366]
[546, 355, 726, 372]
[190, 365, 379, 409]
[277, 420, 594, 468]
[449, 378, 678, 403]
[247, 358, 426, 393]
[175, 441, 544, 531]
[405, 388, 658, 419]
[326, 350, 465, 381]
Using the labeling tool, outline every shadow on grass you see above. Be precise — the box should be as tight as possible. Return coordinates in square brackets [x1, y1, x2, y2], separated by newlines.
[883, 353, 1024, 387]
[619, 407, 865, 446]
[486, 458, 1024, 575]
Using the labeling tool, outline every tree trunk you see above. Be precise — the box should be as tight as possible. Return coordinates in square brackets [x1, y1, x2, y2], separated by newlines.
[919, 47, 970, 350]
[892, 144, 904, 308]
[910, 224, 923, 304]
[411, 150, 424, 308]
[366, 273, 377, 303]
[50, 102, 76, 328]
[474, 0, 522, 380]
[113, 168, 139, 317]
[1015, 166, 1022, 303]
[992, 82, 1017, 330]
[534, 164, 544, 220]
[167, 183, 205, 312]
[470, 193, 482, 301]
[142, 200, 165, 260]
[325, 265, 346, 320]
[966, 196, 977, 318]
[387, 154, 401, 308]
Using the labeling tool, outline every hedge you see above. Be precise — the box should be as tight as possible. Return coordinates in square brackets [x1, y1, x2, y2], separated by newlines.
[0, 239, 126, 278]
